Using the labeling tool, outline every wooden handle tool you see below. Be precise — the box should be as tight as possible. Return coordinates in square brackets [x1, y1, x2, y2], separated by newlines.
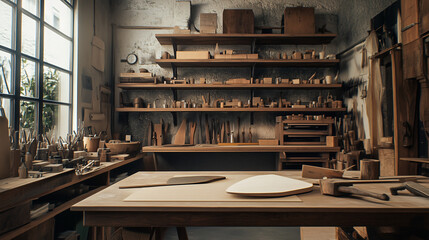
[119, 175, 226, 189]
[319, 179, 389, 201]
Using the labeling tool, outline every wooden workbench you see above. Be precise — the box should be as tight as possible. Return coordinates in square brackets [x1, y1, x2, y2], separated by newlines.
[143, 145, 340, 170]
[72, 171, 429, 231]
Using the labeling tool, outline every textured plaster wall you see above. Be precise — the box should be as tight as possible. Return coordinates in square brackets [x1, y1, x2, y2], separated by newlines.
[112, 0, 341, 146]
[75, 0, 112, 131]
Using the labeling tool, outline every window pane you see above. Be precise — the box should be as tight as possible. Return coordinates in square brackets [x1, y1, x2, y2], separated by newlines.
[0, 51, 13, 95]
[44, 27, 71, 70]
[43, 103, 69, 138]
[21, 14, 38, 57]
[1, 97, 13, 128]
[23, 0, 39, 16]
[44, 0, 72, 37]
[0, 1, 13, 48]
[43, 66, 69, 103]
[20, 100, 37, 132]
[21, 58, 37, 98]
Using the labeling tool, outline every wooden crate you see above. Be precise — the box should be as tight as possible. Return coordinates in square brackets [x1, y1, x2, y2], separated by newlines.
[223, 9, 254, 34]
[176, 51, 210, 59]
[284, 7, 315, 34]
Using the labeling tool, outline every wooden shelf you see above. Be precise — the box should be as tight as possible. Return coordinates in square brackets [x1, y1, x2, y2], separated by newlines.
[143, 144, 341, 153]
[0, 154, 143, 212]
[400, 158, 429, 164]
[156, 59, 339, 68]
[155, 33, 337, 45]
[116, 107, 347, 113]
[117, 83, 343, 89]
[0, 186, 106, 240]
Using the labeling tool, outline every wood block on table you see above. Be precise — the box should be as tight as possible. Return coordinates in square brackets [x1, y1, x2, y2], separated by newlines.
[284, 7, 315, 34]
[119, 72, 153, 78]
[263, 78, 272, 84]
[223, 9, 254, 34]
[258, 139, 279, 145]
[42, 164, 63, 173]
[176, 51, 210, 59]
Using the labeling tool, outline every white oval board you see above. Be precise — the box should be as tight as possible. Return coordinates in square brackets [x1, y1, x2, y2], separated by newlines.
[226, 174, 313, 197]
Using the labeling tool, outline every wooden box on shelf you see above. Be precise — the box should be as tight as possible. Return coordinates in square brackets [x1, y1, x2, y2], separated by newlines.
[223, 9, 254, 34]
[284, 7, 315, 34]
[176, 51, 210, 59]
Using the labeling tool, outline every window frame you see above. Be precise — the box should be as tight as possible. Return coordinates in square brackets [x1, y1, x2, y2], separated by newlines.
[0, 0, 74, 136]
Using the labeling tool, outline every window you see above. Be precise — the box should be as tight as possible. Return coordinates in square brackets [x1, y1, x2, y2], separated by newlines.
[0, 0, 73, 138]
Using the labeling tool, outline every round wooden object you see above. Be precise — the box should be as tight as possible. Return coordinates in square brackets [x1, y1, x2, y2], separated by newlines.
[360, 159, 380, 180]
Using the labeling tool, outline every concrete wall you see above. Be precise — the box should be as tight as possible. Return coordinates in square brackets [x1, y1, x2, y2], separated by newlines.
[111, 0, 342, 147]
[105, 0, 398, 169]
[74, 0, 112, 134]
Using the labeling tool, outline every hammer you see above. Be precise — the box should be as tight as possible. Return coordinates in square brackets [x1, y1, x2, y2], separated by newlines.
[319, 179, 390, 201]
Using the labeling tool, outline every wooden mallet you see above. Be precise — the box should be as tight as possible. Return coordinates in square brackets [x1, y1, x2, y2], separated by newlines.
[319, 179, 390, 201]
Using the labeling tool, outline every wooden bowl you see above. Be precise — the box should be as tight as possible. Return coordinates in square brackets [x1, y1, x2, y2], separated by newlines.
[105, 141, 141, 155]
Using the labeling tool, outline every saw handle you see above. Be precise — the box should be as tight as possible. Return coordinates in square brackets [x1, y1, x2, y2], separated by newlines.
[338, 186, 390, 201]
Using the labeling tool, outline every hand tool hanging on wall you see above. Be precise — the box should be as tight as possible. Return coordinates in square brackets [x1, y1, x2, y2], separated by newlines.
[173, 119, 187, 145]
[204, 115, 210, 144]
[189, 122, 196, 145]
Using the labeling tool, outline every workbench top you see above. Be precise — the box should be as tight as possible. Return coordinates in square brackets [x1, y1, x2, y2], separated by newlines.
[142, 145, 341, 153]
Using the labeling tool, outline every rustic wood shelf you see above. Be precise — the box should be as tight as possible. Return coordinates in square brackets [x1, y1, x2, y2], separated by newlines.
[155, 33, 337, 45]
[156, 59, 340, 68]
[400, 158, 429, 164]
[0, 186, 106, 240]
[0, 154, 143, 239]
[143, 145, 341, 153]
[117, 83, 343, 89]
[116, 107, 347, 113]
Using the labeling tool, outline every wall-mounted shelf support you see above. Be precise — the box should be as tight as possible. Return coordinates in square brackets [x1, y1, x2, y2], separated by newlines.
[251, 38, 256, 53]
[171, 112, 178, 126]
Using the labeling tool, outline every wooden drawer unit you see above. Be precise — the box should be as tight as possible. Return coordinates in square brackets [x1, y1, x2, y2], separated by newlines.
[275, 116, 334, 145]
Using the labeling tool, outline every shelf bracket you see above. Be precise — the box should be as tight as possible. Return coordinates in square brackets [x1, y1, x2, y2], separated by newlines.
[172, 63, 178, 79]
[172, 39, 178, 57]
[250, 112, 254, 125]
[171, 112, 178, 126]
[171, 88, 177, 101]
[251, 63, 256, 79]
[251, 38, 256, 54]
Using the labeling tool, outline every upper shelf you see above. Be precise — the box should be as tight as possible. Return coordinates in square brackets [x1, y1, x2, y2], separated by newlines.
[156, 59, 339, 68]
[155, 33, 337, 46]
[117, 83, 343, 89]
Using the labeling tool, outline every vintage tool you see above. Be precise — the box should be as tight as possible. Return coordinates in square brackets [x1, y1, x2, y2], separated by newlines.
[189, 122, 196, 145]
[173, 119, 187, 145]
[226, 121, 231, 143]
[248, 127, 252, 143]
[390, 181, 429, 198]
[202, 95, 209, 108]
[220, 122, 225, 143]
[119, 175, 226, 189]
[319, 179, 390, 201]
[237, 117, 240, 142]
[154, 121, 163, 146]
[302, 165, 344, 179]
[147, 121, 152, 146]
[204, 115, 210, 144]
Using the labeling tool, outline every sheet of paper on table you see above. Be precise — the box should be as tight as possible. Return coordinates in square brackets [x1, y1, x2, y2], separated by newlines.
[124, 174, 304, 202]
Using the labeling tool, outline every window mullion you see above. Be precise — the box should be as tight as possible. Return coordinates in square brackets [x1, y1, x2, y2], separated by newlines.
[13, 0, 22, 132]
[38, 0, 44, 134]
